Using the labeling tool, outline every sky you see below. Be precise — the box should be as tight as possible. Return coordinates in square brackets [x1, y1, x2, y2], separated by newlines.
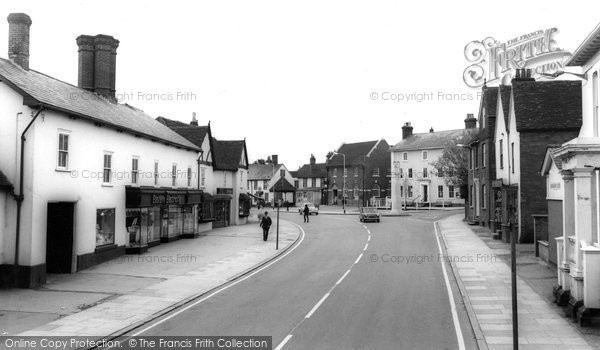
[1, 1, 599, 170]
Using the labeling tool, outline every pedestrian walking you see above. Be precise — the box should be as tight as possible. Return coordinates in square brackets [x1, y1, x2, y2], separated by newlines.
[260, 211, 272, 241]
[303, 204, 310, 223]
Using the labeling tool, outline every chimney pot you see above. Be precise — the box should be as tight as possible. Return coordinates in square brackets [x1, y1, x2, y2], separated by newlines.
[77, 34, 119, 102]
[190, 112, 198, 126]
[310, 154, 316, 165]
[401, 122, 413, 140]
[7, 13, 32, 70]
[464, 113, 477, 129]
[429, 127, 434, 133]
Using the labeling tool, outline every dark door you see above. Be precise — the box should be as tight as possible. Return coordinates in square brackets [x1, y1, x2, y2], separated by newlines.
[423, 185, 428, 202]
[46, 202, 74, 273]
[213, 200, 230, 228]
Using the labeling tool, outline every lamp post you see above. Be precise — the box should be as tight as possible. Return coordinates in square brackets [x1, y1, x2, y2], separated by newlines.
[333, 151, 346, 214]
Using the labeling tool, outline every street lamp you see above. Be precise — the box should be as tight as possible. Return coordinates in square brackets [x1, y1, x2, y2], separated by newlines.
[333, 151, 346, 214]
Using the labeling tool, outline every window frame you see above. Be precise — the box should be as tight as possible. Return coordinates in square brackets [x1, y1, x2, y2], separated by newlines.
[103, 152, 113, 185]
[131, 157, 139, 184]
[422, 151, 428, 160]
[56, 130, 70, 170]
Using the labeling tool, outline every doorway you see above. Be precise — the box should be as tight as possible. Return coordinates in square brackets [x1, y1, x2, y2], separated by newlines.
[422, 185, 429, 202]
[46, 202, 75, 273]
[213, 199, 231, 228]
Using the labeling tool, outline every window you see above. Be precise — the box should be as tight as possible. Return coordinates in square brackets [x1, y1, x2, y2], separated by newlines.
[423, 168, 428, 178]
[96, 208, 115, 247]
[373, 168, 380, 177]
[474, 146, 478, 168]
[103, 153, 112, 184]
[263, 180, 268, 188]
[303, 178, 308, 187]
[187, 167, 192, 187]
[280, 169, 285, 177]
[438, 185, 444, 198]
[422, 151, 428, 160]
[499, 139, 504, 169]
[403, 152, 408, 161]
[372, 184, 381, 197]
[408, 168, 413, 178]
[511, 142, 515, 174]
[333, 168, 338, 177]
[482, 184, 487, 209]
[172, 164, 177, 187]
[201, 168, 206, 188]
[482, 143, 487, 168]
[400, 185, 404, 197]
[154, 162, 159, 186]
[354, 167, 359, 177]
[57, 132, 69, 169]
[437, 169, 443, 177]
[449, 185, 455, 198]
[131, 157, 139, 184]
[407, 186, 413, 197]
[399, 168, 404, 178]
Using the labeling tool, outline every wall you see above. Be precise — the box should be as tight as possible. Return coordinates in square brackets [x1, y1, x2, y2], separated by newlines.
[548, 199, 563, 266]
[579, 48, 600, 138]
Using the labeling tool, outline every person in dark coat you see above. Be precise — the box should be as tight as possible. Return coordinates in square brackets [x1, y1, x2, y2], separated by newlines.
[260, 211, 272, 241]
[303, 204, 310, 223]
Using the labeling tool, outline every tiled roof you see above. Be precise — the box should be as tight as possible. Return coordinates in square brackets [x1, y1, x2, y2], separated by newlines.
[289, 171, 298, 178]
[156, 117, 210, 148]
[0, 170, 13, 191]
[248, 163, 279, 180]
[481, 86, 498, 128]
[328, 140, 380, 166]
[269, 177, 296, 192]
[499, 85, 512, 127]
[0, 58, 199, 151]
[212, 139, 246, 171]
[512, 80, 582, 132]
[296, 163, 327, 178]
[390, 129, 477, 151]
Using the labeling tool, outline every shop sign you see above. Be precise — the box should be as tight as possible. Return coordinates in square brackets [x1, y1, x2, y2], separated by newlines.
[463, 28, 571, 88]
[217, 188, 233, 195]
[152, 194, 183, 205]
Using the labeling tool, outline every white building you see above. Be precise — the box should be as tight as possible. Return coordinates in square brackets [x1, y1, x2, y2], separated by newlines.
[248, 156, 296, 206]
[390, 122, 474, 214]
[0, 13, 205, 287]
[550, 22, 600, 324]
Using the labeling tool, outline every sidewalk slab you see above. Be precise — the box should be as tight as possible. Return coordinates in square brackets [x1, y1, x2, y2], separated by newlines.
[439, 214, 595, 349]
[0, 218, 300, 337]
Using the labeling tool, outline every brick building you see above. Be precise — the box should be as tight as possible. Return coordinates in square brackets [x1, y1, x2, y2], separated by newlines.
[326, 140, 390, 207]
[295, 154, 327, 206]
[493, 69, 582, 244]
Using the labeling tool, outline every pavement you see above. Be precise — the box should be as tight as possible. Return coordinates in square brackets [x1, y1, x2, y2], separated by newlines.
[0, 213, 301, 336]
[438, 214, 597, 349]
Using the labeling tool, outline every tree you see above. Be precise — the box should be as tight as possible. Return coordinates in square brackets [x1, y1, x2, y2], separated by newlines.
[253, 159, 266, 165]
[430, 134, 475, 198]
[326, 151, 334, 160]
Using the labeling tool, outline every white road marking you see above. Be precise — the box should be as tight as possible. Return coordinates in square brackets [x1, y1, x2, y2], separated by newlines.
[336, 270, 351, 285]
[367, 236, 371, 242]
[363, 243, 369, 251]
[305, 293, 330, 318]
[434, 222, 466, 350]
[354, 253, 363, 264]
[131, 224, 307, 336]
[275, 335, 293, 350]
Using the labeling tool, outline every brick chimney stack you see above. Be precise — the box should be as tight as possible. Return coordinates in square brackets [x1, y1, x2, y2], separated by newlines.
[76, 34, 120, 102]
[402, 122, 413, 140]
[272, 155, 278, 165]
[513, 68, 535, 82]
[190, 112, 198, 126]
[310, 154, 316, 165]
[7, 13, 32, 70]
[464, 113, 477, 129]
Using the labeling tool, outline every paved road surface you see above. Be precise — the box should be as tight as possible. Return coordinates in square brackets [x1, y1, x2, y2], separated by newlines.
[130, 211, 476, 350]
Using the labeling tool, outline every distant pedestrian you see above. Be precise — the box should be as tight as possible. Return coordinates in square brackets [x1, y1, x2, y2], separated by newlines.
[303, 204, 310, 223]
[260, 211, 272, 241]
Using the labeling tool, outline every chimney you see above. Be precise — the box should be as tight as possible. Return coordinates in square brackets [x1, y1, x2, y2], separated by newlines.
[272, 155, 278, 165]
[513, 68, 535, 82]
[429, 127, 434, 133]
[464, 113, 477, 129]
[310, 154, 316, 165]
[190, 112, 198, 126]
[7, 13, 32, 70]
[402, 122, 413, 140]
[76, 34, 119, 102]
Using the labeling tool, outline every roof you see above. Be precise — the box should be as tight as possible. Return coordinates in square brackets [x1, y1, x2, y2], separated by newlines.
[499, 85, 512, 127]
[328, 140, 380, 166]
[480, 86, 498, 128]
[512, 80, 582, 132]
[0, 58, 199, 151]
[540, 145, 563, 175]
[156, 116, 210, 147]
[269, 177, 296, 192]
[212, 139, 247, 171]
[566, 22, 600, 67]
[248, 163, 281, 180]
[0, 170, 13, 191]
[390, 129, 477, 151]
[296, 163, 327, 178]
[289, 171, 298, 178]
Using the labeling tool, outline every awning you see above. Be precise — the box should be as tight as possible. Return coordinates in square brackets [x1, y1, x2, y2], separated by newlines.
[0, 170, 14, 191]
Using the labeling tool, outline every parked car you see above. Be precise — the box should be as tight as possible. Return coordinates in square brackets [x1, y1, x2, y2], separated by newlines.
[359, 207, 380, 222]
[298, 203, 319, 215]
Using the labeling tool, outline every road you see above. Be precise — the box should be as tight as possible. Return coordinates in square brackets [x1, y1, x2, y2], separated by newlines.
[129, 210, 476, 350]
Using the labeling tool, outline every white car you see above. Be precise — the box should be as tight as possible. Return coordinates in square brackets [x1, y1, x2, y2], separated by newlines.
[298, 203, 319, 215]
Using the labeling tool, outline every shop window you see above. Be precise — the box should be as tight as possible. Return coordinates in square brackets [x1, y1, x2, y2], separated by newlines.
[126, 208, 148, 248]
[183, 206, 195, 235]
[57, 132, 69, 169]
[438, 185, 444, 198]
[103, 153, 112, 184]
[239, 194, 251, 217]
[132, 158, 139, 184]
[96, 208, 115, 247]
[149, 207, 161, 243]
[199, 194, 215, 222]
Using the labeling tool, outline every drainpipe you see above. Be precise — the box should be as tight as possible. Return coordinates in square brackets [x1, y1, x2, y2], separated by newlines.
[13, 107, 45, 286]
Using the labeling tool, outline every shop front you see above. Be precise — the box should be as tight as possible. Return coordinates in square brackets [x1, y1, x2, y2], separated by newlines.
[125, 187, 203, 253]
